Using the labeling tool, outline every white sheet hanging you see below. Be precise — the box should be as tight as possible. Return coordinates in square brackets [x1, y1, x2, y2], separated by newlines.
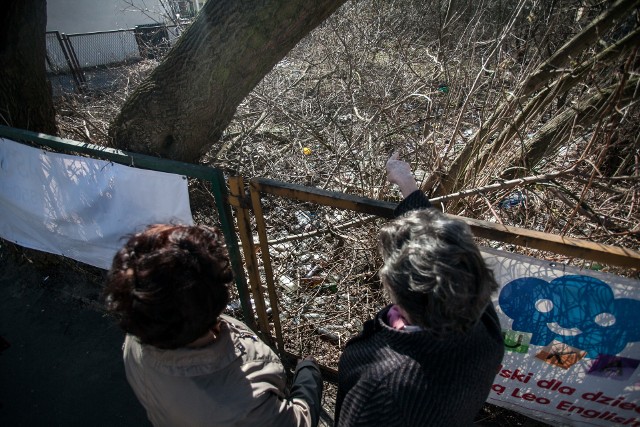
[0, 138, 193, 269]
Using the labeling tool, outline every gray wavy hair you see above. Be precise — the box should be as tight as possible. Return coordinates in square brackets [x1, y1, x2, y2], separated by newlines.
[379, 208, 498, 336]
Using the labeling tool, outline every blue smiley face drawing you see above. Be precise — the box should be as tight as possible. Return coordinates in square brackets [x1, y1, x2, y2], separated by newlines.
[498, 275, 640, 358]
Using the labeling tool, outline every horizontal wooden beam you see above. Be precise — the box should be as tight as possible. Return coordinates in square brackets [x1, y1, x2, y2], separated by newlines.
[252, 178, 640, 270]
[252, 178, 397, 218]
[457, 216, 640, 269]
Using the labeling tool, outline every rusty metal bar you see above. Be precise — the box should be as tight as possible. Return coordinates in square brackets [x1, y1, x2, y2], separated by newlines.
[59, 33, 87, 92]
[253, 178, 397, 218]
[251, 177, 640, 270]
[228, 176, 271, 339]
[249, 180, 285, 353]
[455, 215, 640, 270]
[54, 31, 85, 93]
[281, 350, 338, 384]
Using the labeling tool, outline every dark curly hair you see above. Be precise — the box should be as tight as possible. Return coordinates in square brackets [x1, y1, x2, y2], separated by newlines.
[104, 225, 232, 349]
[379, 209, 498, 336]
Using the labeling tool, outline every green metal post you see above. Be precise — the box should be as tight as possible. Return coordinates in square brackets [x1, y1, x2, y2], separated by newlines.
[206, 169, 257, 331]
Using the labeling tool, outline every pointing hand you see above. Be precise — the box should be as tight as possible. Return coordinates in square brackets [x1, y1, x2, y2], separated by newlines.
[386, 151, 418, 198]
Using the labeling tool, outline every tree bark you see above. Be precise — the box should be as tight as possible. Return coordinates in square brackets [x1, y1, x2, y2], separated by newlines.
[110, 0, 347, 163]
[0, 0, 56, 134]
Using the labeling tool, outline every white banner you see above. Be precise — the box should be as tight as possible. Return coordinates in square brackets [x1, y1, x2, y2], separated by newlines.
[0, 138, 193, 269]
[484, 247, 640, 426]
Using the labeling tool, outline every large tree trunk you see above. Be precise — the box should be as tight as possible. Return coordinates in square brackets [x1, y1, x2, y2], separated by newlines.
[110, 0, 347, 163]
[0, 0, 56, 134]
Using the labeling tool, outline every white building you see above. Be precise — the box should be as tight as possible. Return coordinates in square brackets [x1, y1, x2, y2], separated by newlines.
[46, 0, 202, 33]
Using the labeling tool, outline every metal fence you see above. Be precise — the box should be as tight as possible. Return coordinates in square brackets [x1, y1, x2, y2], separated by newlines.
[227, 176, 640, 382]
[46, 25, 182, 94]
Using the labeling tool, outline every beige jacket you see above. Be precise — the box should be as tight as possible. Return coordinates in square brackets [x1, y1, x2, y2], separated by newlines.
[123, 315, 322, 427]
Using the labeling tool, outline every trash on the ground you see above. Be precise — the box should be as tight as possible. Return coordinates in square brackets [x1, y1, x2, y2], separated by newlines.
[322, 283, 338, 293]
[437, 83, 449, 93]
[295, 211, 315, 225]
[315, 327, 340, 344]
[302, 312, 323, 319]
[278, 275, 298, 293]
[301, 276, 324, 286]
[301, 265, 325, 286]
[305, 264, 322, 278]
[499, 191, 526, 208]
[271, 242, 292, 253]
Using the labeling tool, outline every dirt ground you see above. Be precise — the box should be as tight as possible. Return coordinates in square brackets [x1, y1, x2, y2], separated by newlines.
[0, 243, 150, 426]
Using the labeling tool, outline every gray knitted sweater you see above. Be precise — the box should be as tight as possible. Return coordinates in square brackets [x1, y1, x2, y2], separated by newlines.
[334, 191, 504, 426]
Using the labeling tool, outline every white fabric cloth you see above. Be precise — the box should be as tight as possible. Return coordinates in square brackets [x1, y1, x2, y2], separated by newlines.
[0, 138, 193, 269]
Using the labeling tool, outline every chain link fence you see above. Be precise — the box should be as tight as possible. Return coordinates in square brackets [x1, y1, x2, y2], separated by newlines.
[46, 25, 182, 95]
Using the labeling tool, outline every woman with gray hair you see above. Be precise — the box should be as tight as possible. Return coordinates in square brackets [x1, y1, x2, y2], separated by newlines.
[334, 153, 504, 426]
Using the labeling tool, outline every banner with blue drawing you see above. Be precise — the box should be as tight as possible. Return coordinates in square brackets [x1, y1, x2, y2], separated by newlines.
[482, 248, 640, 426]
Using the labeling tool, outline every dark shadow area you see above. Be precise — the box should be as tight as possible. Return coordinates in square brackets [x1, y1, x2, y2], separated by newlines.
[0, 243, 150, 426]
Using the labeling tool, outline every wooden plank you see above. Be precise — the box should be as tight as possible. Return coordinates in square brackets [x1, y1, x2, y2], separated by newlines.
[252, 178, 397, 218]
[249, 181, 285, 352]
[228, 177, 271, 339]
[457, 216, 640, 269]
[252, 178, 640, 270]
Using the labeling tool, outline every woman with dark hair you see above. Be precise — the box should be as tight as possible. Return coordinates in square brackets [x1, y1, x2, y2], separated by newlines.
[334, 153, 504, 426]
[104, 224, 323, 427]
